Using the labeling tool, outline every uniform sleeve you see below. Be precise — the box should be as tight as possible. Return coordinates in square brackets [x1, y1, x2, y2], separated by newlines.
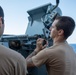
[15, 53, 28, 75]
[32, 49, 48, 67]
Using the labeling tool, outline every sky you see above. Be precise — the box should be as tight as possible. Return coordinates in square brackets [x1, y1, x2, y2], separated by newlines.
[0, 0, 76, 44]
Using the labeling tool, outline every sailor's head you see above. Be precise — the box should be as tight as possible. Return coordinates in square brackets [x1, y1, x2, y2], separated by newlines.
[0, 6, 4, 37]
[49, 16, 75, 39]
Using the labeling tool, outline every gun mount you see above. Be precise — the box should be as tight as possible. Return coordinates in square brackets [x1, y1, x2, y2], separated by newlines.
[0, 0, 62, 75]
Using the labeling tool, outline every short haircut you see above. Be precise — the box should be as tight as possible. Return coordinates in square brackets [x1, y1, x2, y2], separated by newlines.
[55, 16, 75, 39]
[0, 6, 4, 18]
[0, 6, 4, 24]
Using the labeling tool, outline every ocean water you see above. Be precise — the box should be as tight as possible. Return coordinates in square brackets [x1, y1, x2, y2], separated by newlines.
[70, 44, 76, 53]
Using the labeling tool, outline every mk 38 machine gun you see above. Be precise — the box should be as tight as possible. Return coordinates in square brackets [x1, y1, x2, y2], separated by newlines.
[0, 0, 62, 75]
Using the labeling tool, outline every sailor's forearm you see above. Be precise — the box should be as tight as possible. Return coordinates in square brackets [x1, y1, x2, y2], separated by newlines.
[26, 50, 37, 61]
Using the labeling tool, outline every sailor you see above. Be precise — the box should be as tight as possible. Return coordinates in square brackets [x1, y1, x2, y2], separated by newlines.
[26, 16, 76, 75]
[0, 6, 27, 75]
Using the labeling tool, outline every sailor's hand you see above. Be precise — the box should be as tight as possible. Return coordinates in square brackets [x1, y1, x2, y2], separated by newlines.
[34, 38, 47, 53]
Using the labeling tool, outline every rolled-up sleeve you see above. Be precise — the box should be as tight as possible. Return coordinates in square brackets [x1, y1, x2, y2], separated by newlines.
[32, 49, 48, 67]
